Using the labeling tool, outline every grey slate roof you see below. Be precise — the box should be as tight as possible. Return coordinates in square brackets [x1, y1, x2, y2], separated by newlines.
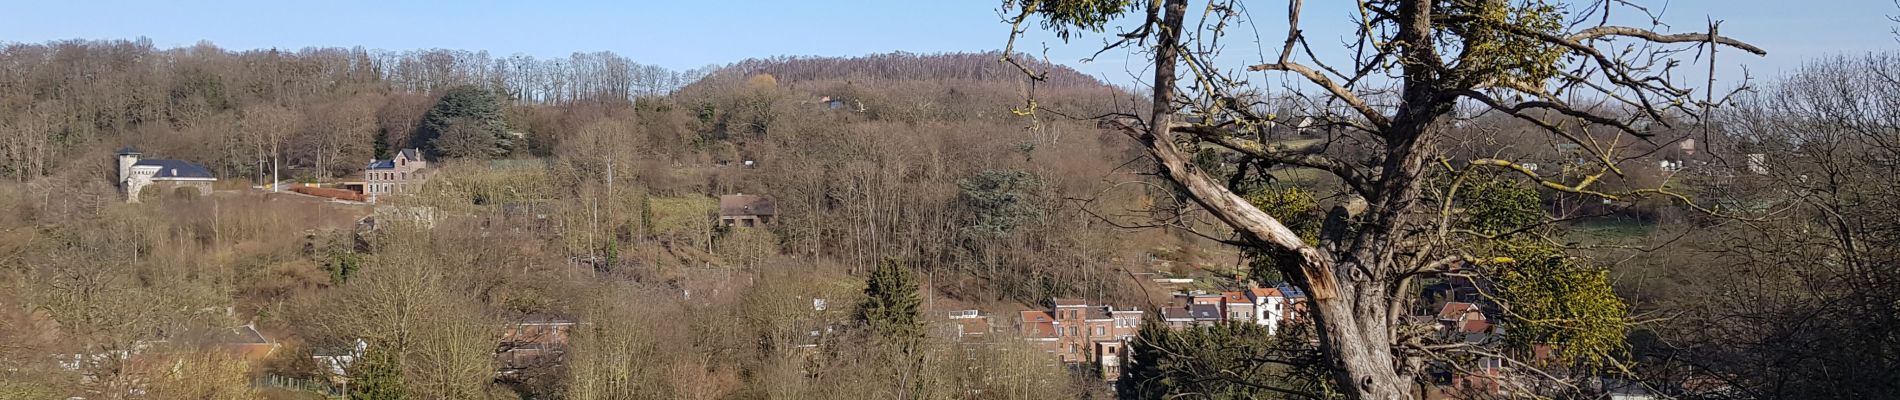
[368, 148, 425, 170]
[1188, 304, 1222, 320]
[1162, 307, 1192, 321]
[134, 159, 215, 179]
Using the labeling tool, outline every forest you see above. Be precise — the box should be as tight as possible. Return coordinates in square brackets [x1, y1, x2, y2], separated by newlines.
[0, 0, 1896, 398]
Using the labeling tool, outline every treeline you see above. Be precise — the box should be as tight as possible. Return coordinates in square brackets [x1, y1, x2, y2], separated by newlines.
[725, 51, 1109, 88]
[0, 38, 709, 181]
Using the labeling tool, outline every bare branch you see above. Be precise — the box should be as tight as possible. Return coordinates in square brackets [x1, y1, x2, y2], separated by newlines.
[1568, 26, 1767, 55]
[1247, 61, 1392, 129]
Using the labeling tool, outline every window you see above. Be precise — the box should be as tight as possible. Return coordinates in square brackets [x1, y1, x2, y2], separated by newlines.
[1093, 327, 1104, 336]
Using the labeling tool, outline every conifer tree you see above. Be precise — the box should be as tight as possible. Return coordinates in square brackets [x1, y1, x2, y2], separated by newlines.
[855, 258, 922, 341]
[349, 344, 407, 400]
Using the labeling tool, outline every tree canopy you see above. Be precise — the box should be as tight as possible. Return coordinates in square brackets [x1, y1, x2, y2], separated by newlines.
[418, 85, 510, 159]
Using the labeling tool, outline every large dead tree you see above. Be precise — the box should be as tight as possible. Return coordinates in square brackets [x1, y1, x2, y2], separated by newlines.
[1004, 0, 1762, 398]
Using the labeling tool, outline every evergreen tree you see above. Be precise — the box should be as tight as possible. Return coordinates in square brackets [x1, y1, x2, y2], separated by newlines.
[855, 258, 923, 341]
[372, 127, 391, 159]
[955, 169, 1045, 239]
[349, 344, 407, 400]
[415, 85, 509, 159]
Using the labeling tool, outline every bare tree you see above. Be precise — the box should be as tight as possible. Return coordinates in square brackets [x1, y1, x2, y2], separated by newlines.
[1005, 0, 1762, 398]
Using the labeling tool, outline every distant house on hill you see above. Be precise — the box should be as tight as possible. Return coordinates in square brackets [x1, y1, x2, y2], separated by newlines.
[498, 316, 577, 376]
[718, 194, 777, 228]
[365, 148, 432, 202]
[218, 324, 280, 361]
[116, 147, 217, 202]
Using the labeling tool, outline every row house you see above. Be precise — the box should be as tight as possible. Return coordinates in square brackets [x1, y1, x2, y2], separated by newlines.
[1019, 298, 1144, 381]
[1163, 283, 1309, 334]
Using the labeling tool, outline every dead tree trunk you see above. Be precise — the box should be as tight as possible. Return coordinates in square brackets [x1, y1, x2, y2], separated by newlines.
[1140, 0, 1413, 398]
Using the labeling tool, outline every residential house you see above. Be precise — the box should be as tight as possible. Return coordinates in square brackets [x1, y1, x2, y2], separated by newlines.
[1165, 285, 1309, 333]
[718, 194, 777, 228]
[1247, 287, 1290, 334]
[1050, 298, 1092, 363]
[117, 147, 217, 203]
[1018, 299, 1145, 381]
[1275, 283, 1310, 321]
[498, 316, 577, 375]
[1221, 291, 1255, 323]
[944, 310, 993, 342]
[1437, 302, 1489, 334]
[313, 339, 368, 378]
[1162, 307, 1194, 329]
[1187, 304, 1223, 326]
[1018, 310, 1060, 353]
[219, 324, 280, 362]
[364, 148, 431, 202]
[1095, 340, 1127, 380]
[1171, 291, 1223, 307]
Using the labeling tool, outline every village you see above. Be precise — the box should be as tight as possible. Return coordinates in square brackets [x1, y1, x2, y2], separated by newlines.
[98, 127, 1650, 399]
[2, 1, 1883, 394]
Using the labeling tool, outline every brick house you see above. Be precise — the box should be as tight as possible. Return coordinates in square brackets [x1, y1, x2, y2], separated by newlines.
[116, 147, 216, 203]
[1019, 299, 1144, 381]
[364, 148, 431, 203]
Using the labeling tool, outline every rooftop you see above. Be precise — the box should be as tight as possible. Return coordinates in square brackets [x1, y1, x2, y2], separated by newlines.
[1020, 310, 1053, 323]
[1438, 302, 1483, 321]
[367, 148, 426, 170]
[719, 194, 778, 217]
[1187, 304, 1222, 320]
[1162, 307, 1192, 321]
[133, 159, 216, 179]
[1221, 291, 1248, 304]
[1275, 283, 1307, 299]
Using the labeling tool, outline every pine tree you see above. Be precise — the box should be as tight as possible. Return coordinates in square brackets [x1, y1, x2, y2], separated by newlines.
[349, 344, 407, 400]
[855, 258, 922, 341]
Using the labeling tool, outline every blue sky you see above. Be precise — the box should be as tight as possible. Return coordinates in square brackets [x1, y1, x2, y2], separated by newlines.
[1, 0, 1891, 86]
